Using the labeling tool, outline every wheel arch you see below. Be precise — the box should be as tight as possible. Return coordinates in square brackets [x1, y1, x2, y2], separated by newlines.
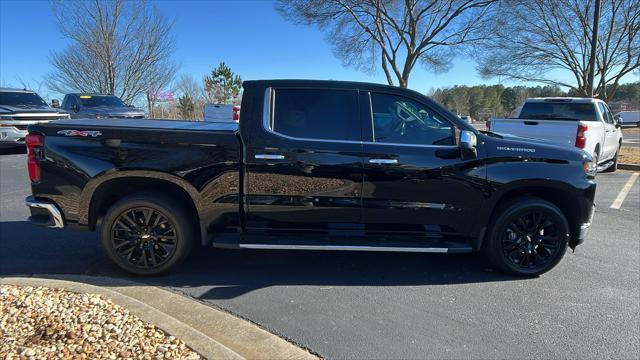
[480, 182, 584, 250]
[80, 171, 203, 244]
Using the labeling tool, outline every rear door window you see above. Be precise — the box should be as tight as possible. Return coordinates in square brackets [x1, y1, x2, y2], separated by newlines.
[272, 89, 360, 141]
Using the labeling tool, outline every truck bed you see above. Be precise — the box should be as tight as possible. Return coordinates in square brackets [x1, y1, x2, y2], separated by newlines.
[46, 118, 239, 132]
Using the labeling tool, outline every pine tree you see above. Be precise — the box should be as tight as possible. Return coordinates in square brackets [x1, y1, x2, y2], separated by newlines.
[203, 62, 242, 104]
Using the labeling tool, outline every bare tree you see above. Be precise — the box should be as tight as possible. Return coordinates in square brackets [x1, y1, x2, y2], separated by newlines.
[175, 74, 204, 102]
[174, 74, 205, 119]
[476, 0, 639, 101]
[277, 0, 497, 88]
[46, 0, 177, 105]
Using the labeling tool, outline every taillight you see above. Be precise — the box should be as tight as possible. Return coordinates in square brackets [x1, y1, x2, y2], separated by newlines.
[485, 120, 491, 131]
[26, 133, 44, 182]
[232, 106, 240, 122]
[575, 124, 588, 149]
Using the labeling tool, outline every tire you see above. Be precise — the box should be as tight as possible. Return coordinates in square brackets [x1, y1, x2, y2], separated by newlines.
[483, 198, 569, 277]
[602, 146, 620, 173]
[100, 193, 194, 276]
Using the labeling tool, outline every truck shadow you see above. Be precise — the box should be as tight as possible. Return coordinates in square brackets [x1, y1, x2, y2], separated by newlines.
[0, 221, 521, 300]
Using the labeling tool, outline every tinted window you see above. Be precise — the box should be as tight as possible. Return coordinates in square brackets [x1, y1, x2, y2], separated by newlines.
[78, 95, 126, 108]
[273, 89, 359, 141]
[63, 96, 78, 110]
[598, 103, 614, 124]
[0, 92, 47, 107]
[369, 93, 454, 146]
[519, 102, 596, 121]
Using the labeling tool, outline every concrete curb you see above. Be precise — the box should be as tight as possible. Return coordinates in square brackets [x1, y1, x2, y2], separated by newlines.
[0, 275, 318, 360]
[619, 163, 640, 171]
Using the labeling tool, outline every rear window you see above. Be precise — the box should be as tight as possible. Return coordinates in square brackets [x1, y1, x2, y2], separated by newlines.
[272, 89, 360, 141]
[519, 102, 597, 121]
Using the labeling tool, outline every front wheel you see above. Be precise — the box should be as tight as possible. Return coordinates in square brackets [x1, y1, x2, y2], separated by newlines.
[100, 193, 194, 276]
[483, 198, 569, 277]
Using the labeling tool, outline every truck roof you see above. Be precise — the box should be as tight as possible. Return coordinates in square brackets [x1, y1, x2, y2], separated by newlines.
[525, 97, 602, 104]
[0, 87, 36, 93]
[243, 79, 409, 92]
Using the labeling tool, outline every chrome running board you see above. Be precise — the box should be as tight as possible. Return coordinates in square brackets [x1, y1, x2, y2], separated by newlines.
[238, 244, 471, 253]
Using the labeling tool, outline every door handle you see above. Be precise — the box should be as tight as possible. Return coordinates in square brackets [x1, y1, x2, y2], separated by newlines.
[255, 154, 285, 160]
[369, 158, 398, 165]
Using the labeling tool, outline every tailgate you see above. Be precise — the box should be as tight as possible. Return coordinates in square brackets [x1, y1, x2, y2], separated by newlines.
[490, 118, 578, 147]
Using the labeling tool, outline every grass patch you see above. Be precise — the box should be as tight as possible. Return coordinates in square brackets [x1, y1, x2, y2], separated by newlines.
[619, 146, 640, 164]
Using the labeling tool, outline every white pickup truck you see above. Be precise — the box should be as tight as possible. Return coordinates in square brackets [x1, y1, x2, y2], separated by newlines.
[488, 97, 623, 172]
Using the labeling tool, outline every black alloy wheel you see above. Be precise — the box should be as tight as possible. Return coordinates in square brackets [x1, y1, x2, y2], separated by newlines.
[501, 210, 562, 270]
[110, 207, 177, 269]
[484, 198, 569, 276]
[101, 193, 194, 276]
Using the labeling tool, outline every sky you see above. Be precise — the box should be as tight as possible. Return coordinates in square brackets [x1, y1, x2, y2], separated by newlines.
[1, 0, 635, 100]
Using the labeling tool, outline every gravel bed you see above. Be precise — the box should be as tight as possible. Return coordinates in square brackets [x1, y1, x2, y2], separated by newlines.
[0, 285, 200, 359]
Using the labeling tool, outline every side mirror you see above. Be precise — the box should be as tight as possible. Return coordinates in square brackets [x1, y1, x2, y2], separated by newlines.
[51, 99, 60, 108]
[73, 104, 80, 112]
[459, 130, 477, 159]
[614, 115, 622, 127]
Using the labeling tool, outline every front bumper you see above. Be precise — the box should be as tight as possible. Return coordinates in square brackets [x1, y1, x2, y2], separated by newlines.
[573, 204, 595, 248]
[0, 127, 27, 147]
[25, 196, 65, 228]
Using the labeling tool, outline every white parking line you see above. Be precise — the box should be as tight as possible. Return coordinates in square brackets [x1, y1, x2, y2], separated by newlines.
[610, 172, 639, 209]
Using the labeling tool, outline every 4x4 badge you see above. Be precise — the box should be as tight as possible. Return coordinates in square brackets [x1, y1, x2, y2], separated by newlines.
[57, 130, 102, 137]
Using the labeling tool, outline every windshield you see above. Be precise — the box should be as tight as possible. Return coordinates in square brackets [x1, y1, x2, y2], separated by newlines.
[78, 95, 126, 108]
[519, 102, 596, 121]
[0, 92, 48, 107]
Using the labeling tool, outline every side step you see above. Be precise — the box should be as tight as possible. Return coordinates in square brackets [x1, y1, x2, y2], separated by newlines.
[597, 161, 614, 172]
[235, 243, 472, 254]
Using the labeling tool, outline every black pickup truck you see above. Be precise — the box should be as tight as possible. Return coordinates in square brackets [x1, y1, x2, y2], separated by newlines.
[25, 80, 596, 276]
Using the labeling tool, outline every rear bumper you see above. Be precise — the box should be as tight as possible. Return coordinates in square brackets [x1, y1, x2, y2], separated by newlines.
[25, 196, 65, 228]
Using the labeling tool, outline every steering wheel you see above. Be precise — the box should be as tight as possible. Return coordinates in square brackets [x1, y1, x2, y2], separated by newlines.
[393, 102, 425, 135]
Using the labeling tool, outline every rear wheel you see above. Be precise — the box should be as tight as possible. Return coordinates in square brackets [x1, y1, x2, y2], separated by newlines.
[100, 193, 194, 276]
[483, 198, 569, 277]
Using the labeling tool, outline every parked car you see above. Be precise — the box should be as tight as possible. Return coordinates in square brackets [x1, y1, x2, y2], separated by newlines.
[489, 97, 623, 172]
[25, 80, 596, 277]
[61, 94, 145, 119]
[203, 104, 240, 122]
[0, 88, 70, 148]
[614, 111, 640, 128]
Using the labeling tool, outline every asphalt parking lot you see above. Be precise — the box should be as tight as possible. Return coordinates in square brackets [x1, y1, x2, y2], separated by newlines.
[1, 150, 639, 359]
